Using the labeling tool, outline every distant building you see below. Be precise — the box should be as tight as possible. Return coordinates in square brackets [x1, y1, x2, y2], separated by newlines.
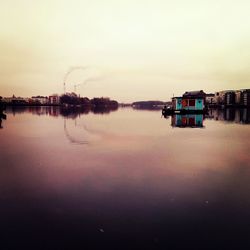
[214, 91, 228, 105]
[235, 90, 242, 105]
[172, 90, 205, 111]
[225, 91, 236, 105]
[205, 93, 216, 105]
[2, 97, 13, 103]
[214, 89, 250, 106]
[31, 96, 49, 104]
[242, 89, 250, 106]
[49, 95, 60, 105]
[3, 96, 28, 104]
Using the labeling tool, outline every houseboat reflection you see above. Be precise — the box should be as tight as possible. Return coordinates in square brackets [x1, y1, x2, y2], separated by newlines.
[171, 114, 204, 128]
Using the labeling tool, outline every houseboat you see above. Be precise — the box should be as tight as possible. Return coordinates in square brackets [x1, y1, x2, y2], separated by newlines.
[162, 90, 207, 116]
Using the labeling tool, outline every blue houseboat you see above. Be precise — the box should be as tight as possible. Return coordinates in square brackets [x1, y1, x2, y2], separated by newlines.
[162, 90, 207, 115]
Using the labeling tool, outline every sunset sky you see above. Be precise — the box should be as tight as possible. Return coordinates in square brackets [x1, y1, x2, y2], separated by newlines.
[1, 0, 250, 102]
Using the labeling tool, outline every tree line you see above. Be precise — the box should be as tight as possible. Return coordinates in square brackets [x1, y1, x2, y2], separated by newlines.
[60, 93, 118, 108]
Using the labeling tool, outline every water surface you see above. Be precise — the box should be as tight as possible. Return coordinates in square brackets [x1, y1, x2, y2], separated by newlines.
[1, 107, 250, 249]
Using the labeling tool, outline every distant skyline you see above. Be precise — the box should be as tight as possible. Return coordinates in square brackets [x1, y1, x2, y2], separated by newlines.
[1, 0, 250, 102]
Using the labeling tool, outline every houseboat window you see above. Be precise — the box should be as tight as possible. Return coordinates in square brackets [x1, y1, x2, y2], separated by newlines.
[182, 99, 188, 106]
[189, 99, 195, 106]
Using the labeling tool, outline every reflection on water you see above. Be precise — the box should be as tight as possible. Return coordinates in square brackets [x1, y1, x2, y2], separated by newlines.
[64, 119, 89, 145]
[207, 108, 250, 124]
[1, 106, 250, 249]
[0, 105, 6, 129]
[8, 105, 118, 118]
[6, 106, 250, 124]
[162, 108, 250, 128]
[171, 114, 204, 128]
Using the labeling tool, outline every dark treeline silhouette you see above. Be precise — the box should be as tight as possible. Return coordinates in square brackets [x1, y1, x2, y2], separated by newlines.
[60, 93, 91, 106]
[2, 93, 119, 109]
[132, 101, 171, 110]
[60, 93, 118, 108]
[90, 97, 118, 108]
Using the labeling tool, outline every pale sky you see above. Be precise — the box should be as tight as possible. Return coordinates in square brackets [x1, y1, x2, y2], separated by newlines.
[1, 0, 250, 102]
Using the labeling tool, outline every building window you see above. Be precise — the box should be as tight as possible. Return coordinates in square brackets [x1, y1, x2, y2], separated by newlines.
[189, 99, 195, 106]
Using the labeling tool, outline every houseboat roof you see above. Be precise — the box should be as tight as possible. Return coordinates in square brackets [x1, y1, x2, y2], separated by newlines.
[171, 96, 182, 99]
[183, 90, 206, 97]
[171, 95, 204, 100]
[171, 90, 207, 100]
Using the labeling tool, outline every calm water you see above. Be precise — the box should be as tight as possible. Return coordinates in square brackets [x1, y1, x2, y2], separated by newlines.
[1, 107, 250, 249]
